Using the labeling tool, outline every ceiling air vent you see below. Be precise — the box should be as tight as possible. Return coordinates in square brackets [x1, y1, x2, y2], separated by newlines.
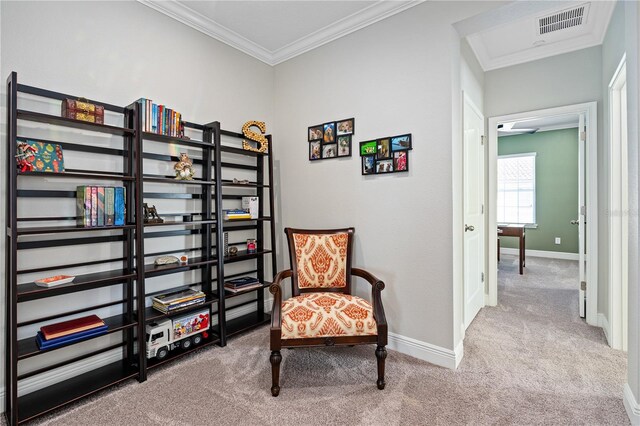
[538, 3, 589, 35]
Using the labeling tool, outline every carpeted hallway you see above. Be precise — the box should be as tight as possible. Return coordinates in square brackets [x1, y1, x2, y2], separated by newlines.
[29, 255, 628, 425]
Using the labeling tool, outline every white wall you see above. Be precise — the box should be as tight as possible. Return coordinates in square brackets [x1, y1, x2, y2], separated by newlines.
[273, 1, 495, 360]
[0, 0, 274, 408]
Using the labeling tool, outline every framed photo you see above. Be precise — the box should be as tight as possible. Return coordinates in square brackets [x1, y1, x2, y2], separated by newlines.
[377, 138, 390, 159]
[393, 150, 408, 171]
[362, 156, 375, 175]
[308, 125, 323, 142]
[323, 122, 336, 143]
[336, 118, 355, 136]
[391, 134, 412, 151]
[376, 159, 394, 174]
[322, 144, 337, 158]
[337, 135, 351, 157]
[360, 141, 377, 156]
[309, 141, 321, 161]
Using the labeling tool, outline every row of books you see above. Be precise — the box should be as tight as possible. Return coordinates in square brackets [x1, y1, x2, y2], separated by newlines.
[225, 276, 263, 294]
[223, 209, 251, 220]
[36, 314, 107, 350]
[152, 288, 206, 314]
[137, 98, 184, 137]
[76, 186, 125, 227]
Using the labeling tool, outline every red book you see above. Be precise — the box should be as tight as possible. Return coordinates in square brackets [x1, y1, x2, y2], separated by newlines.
[40, 314, 105, 340]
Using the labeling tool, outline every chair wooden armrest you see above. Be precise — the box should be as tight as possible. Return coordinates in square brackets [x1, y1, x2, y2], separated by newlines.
[269, 269, 292, 331]
[351, 267, 387, 335]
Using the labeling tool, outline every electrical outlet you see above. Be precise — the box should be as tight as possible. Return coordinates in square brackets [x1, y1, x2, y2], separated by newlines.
[555, 237, 561, 245]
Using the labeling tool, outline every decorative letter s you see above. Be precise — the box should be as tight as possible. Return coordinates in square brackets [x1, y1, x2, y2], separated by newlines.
[242, 121, 268, 153]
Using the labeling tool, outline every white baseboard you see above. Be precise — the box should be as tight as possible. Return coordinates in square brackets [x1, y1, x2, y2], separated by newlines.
[387, 332, 460, 369]
[624, 383, 640, 424]
[0, 298, 274, 414]
[454, 340, 464, 368]
[598, 313, 611, 346]
[500, 247, 579, 261]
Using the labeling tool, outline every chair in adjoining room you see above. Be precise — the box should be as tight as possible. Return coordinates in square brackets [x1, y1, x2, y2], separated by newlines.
[268, 227, 388, 396]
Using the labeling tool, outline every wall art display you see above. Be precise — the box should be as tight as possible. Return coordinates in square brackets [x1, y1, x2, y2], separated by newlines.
[308, 117, 354, 161]
[359, 133, 412, 176]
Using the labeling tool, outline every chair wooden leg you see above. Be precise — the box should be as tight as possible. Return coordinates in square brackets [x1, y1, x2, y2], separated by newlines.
[270, 350, 282, 396]
[375, 345, 387, 390]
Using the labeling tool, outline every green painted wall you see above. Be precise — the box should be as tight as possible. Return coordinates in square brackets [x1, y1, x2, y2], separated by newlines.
[498, 128, 579, 253]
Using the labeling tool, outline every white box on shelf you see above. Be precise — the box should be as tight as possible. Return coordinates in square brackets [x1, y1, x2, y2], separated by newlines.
[242, 196, 259, 219]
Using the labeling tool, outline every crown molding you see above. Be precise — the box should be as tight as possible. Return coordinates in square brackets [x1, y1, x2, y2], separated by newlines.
[138, 0, 423, 66]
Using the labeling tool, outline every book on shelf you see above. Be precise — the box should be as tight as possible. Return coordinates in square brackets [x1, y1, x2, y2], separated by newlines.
[152, 288, 205, 306]
[36, 325, 108, 350]
[223, 209, 251, 220]
[40, 314, 106, 340]
[114, 187, 125, 226]
[137, 98, 183, 137]
[90, 186, 98, 227]
[76, 186, 91, 226]
[242, 196, 259, 219]
[152, 297, 206, 313]
[225, 276, 260, 288]
[224, 282, 263, 293]
[97, 186, 105, 227]
[105, 186, 115, 226]
[76, 186, 125, 228]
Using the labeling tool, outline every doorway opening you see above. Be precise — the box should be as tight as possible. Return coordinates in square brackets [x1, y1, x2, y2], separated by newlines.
[487, 102, 598, 326]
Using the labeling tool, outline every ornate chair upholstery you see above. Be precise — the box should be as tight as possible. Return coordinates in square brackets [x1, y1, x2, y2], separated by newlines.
[269, 227, 387, 396]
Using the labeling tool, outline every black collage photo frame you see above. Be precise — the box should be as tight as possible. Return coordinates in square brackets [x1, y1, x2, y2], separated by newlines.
[308, 118, 354, 161]
[360, 133, 412, 175]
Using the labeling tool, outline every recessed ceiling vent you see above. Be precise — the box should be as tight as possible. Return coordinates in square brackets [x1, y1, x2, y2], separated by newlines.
[538, 3, 589, 35]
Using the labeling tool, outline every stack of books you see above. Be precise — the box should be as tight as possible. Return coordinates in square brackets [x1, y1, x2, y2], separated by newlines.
[136, 98, 184, 137]
[152, 288, 206, 313]
[224, 276, 263, 294]
[36, 314, 107, 350]
[223, 209, 251, 220]
[76, 186, 125, 227]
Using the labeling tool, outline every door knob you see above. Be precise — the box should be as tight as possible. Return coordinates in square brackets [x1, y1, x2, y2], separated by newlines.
[570, 219, 579, 225]
[465, 224, 475, 232]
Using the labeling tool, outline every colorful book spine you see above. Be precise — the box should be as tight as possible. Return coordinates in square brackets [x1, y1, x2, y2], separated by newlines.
[76, 186, 89, 226]
[105, 187, 115, 226]
[97, 187, 105, 227]
[114, 187, 125, 226]
[91, 186, 98, 227]
[84, 186, 92, 226]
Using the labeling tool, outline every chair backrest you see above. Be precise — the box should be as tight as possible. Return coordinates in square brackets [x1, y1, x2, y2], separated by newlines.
[285, 227, 354, 296]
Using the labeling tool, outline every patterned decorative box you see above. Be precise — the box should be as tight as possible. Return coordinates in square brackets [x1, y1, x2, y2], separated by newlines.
[62, 98, 104, 124]
[16, 139, 65, 173]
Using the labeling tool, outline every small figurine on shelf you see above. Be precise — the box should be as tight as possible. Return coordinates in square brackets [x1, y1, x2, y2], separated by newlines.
[247, 239, 256, 254]
[228, 246, 238, 256]
[143, 203, 164, 223]
[174, 152, 194, 180]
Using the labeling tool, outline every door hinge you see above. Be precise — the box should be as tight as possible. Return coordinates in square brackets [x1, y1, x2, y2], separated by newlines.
[480, 135, 485, 145]
[481, 272, 485, 283]
[481, 204, 484, 214]
[580, 131, 586, 142]
[580, 281, 587, 291]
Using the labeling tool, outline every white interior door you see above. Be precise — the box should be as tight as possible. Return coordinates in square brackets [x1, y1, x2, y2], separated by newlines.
[578, 113, 586, 318]
[463, 94, 485, 329]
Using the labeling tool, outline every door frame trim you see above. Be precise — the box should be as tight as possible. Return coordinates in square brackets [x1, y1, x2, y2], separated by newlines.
[609, 53, 628, 350]
[487, 101, 598, 326]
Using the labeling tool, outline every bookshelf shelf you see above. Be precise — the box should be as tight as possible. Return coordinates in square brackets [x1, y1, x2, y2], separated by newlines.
[143, 294, 218, 324]
[142, 175, 216, 185]
[143, 256, 218, 278]
[215, 282, 271, 300]
[142, 219, 217, 228]
[142, 131, 210, 148]
[16, 361, 139, 424]
[226, 312, 271, 338]
[17, 109, 134, 136]
[17, 314, 136, 360]
[16, 223, 135, 235]
[18, 170, 135, 181]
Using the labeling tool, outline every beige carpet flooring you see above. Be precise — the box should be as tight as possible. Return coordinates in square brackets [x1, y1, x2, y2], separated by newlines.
[25, 254, 628, 425]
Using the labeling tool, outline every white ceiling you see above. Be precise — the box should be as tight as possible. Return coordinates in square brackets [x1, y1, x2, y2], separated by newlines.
[138, 0, 422, 65]
[498, 113, 579, 137]
[463, 1, 616, 71]
[139, 1, 616, 70]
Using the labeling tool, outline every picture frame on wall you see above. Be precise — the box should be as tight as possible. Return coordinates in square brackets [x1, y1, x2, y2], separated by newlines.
[360, 140, 377, 156]
[308, 118, 355, 162]
[391, 134, 412, 151]
[337, 135, 351, 157]
[376, 159, 394, 173]
[336, 118, 355, 136]
[322, 144, 337, 158]
[323, 122, 336, 143]
[308, 125, 323, 141]
[309, 141, 321, 160]
[362, 156, 375, 175]
[358, 133, 412, 176]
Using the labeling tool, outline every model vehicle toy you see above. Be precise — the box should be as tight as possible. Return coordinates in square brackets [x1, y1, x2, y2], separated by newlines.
[146, 309, 210, 360]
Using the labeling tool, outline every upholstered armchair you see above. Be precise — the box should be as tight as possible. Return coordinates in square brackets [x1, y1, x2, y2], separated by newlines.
[269, 227, 387, 396]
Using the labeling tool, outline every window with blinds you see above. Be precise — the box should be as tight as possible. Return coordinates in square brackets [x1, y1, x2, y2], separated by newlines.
[497, 152, 536, 224]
